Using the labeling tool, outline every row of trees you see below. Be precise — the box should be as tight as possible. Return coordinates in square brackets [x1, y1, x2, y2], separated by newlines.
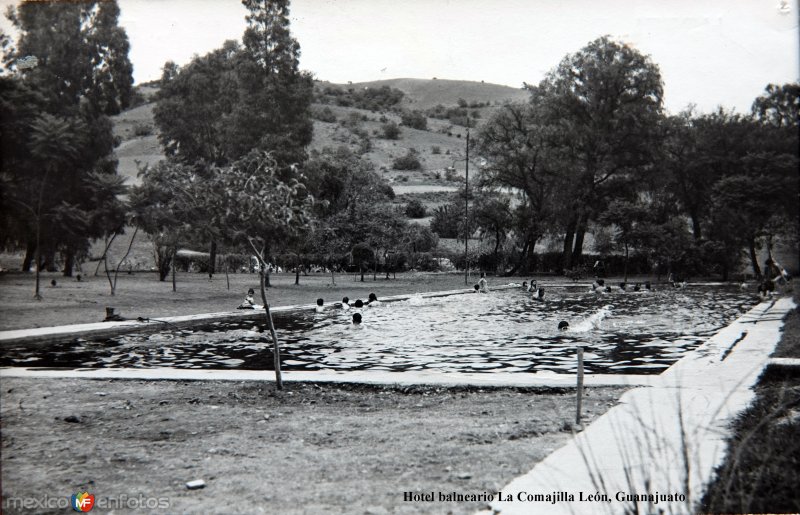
[2, 2, 795, 295]
[474, 37, 798, 280]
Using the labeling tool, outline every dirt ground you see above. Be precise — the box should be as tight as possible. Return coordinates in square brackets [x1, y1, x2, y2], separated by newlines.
[0, 378, 627, 514]
[0, 270, 497, 331]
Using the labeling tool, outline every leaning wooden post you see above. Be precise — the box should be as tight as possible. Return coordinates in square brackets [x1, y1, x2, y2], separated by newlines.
[249, 238, 283, 390]
[259, 268, 283, 390]
[576, 346, 584, 429]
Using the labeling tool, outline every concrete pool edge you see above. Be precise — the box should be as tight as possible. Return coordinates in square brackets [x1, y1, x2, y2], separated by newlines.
[0, 367, 658, 387]
[484, 296, 796, 515]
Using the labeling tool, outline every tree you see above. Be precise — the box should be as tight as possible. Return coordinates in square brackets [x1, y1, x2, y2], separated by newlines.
[473, 191, 513, 273]
[402, 224, 438, 269]
[534, 36, 664, 270]
[5, 1, 134, 116]
[476, 102, 557, 273]
[231, 0, 314, 170]
[209, 150, 313, 389]
[404, 199, 427, 218]
[752, 83, 799, 129]
[392, 149, 421, 170]
[351, 243, 373, 282]
[3, 1, 133, 279]
[154, 41, 241, 166]
[400, 110, 427, 130]
[24, 114, 86, 298]
[597, 200, 650, 282]
[380, 121, 401, 139]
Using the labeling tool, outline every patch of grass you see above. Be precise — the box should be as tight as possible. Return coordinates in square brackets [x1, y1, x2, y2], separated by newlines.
[700, 290, 800, 513]
[772, 288, 800, 358]
[700, 370, 800, 514]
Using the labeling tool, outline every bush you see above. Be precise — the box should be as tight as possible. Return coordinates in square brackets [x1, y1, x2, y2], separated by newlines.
[431, 145, 441, 154]
[405, 199, 427, 218]
[380, 121, 401, 140]
[400, 110, 427, 130]
[311, 106, 337, 122]
[392, 150, 421, 170]
[430, 205, 458, 237]
[133, 122, 153, 137]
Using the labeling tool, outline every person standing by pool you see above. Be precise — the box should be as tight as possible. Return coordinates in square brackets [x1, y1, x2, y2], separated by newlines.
[478, 273, 489, 293]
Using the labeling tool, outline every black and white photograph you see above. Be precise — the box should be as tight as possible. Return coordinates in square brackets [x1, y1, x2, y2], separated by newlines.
[0, 1, 798, 513]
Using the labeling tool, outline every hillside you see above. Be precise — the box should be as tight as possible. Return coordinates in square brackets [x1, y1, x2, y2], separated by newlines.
[321, 78, 530, 111]
[111, 78, 531, 187]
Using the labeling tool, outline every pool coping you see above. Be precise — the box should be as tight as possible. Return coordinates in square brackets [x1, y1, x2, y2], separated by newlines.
[483, 295, 795, 515]
[0, 367, 659, 388]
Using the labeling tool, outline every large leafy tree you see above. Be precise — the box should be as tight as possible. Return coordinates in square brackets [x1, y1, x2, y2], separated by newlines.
[477, 102, 558, 273]
[5, 1, 133, 116]
[534, 36, 664, 269]
[2, 1, 132, 282]
[152, 0, 314, 274]
[154, 41, 241, 167]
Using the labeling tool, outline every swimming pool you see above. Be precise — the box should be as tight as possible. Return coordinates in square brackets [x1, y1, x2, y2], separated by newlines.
[0, 285, 758, 375]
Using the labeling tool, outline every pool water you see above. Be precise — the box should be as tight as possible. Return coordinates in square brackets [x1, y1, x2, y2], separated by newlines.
[1, 286, 758, 375]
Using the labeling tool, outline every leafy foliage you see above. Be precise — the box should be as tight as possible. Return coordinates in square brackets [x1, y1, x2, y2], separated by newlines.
[392, 149, 422, 170]
[1, 2, 132, 278]
[315, 84, 404, 111]
[404, 199, 427, 218]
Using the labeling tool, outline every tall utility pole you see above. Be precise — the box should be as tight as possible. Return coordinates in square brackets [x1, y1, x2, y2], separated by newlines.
[464, 116, 470, 286]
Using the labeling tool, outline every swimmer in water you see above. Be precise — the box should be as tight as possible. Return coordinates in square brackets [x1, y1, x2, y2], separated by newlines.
[315, 298, 324, 313]
[591, 279, 605, 293]
[558, 321, 570, 331]
[351, 312, 363, 328]
[528, 280, 537, 293]
[534, 287, 545, 301]
[522, 281, 528, 290]
[367, 292, 380, 306]
[341, 296, 351, 310]
[633, 283, 641, 292]
[474, 284, 480, 292]
[645, 281, 651, 291]
[354, 299, 364, 308]
[619, 282, 627, 291]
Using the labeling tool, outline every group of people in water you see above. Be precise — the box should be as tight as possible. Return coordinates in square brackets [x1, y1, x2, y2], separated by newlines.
[239, 288, 380, 328]
[235, 259, 792, 333]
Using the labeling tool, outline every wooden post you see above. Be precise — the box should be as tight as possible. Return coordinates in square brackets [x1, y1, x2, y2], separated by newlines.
[260, 269, 282, 390]
[576, 346, 584, 429]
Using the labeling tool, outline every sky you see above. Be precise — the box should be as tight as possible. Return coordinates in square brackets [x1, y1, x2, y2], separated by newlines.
[2, 0, 798, 114]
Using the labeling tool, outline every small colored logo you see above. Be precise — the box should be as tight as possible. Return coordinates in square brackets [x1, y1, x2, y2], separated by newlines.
[71, 492, 95, 512]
